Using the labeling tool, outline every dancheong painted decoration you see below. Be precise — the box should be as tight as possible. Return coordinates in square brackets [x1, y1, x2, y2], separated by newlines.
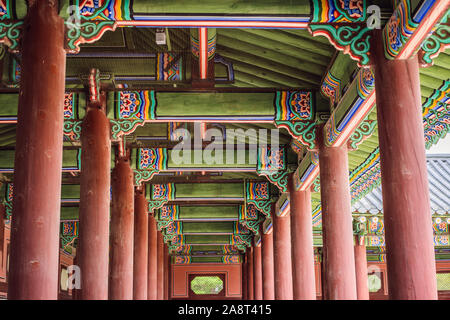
[0, 0, 448, 301]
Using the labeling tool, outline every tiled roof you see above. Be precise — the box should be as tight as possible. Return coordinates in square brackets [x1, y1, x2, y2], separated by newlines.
[352, 154, 450, 215]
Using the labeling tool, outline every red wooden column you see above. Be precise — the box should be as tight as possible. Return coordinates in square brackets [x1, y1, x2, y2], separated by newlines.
[273, 207, 293, 300]
[157, 231, 164, 300]
[354, 237, 369, 300]
[7, 1, 65, 300]
[289, 177, 316, 300]
[247, 248, 254, 300]
[253, 243, 263, 300]
[261, 229, 275, 300]
[164, 244, 169, 300]
[147, 213, 158, 300]
[318, 127, 357, 300]
[242, 258, 248, 299]
[78, 93, 110, 300]
[372, 31, 437, 299]
[109, 155, 134, 300]
[133, 186, 148, 300]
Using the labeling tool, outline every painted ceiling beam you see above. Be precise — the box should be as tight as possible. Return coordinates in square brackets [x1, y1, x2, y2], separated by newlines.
[1, 1, 439, 67]
[293, 151, 320, 192]
[172, 255, 241, 265]
[383, 0, 449, 61]
[54, 0, 390, 29]
[148, 181, 272, 213]
[323, 67, 376, 148]
[156, 205, 242, 220]
[0, 89, 321, 124]
[0, 149, 81, 173]
[320, 52, 358, 108]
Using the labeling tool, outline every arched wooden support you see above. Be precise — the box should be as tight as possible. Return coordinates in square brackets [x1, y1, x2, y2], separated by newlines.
[419, 11, 450, 67]
[110, 119, 145, 141]
[134, 148, 169, 185]
[347, 118, 377, 151]
[63, 120, 83, 141]
[256, 146, 289, 193]
[147, 183, 175, 213]
[245, 181, 271, 217]
[273, 90, 317, 150]
[257, 170, 289, 194]
[240, 214, 265, 236]
[309, 24, 372, 68]
[66, 21, 117, 54]
[0, 21, 23, 52]
[309, 0, 370, 67]
[274, 121, 317, 151]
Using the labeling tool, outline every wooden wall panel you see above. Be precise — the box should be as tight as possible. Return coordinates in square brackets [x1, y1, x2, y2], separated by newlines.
[171, 263, 242, 299]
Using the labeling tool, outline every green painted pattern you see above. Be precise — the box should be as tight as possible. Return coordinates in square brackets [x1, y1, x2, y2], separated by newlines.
[174, 183, 243, 199]
[182, 222, 235, 233]
[184, 235, 230, 244]
[156, 92, 274, 117]
[178, 206, 240, 219]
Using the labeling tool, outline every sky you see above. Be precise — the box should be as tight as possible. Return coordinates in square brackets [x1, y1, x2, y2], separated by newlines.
[426, 135, 450, 155]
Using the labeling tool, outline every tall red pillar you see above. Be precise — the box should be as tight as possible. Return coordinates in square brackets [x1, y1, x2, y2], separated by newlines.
[318, 128, 357, 300]
[273, 210, 293, 300]
[8, 1, 65, 300]
[289, 178, 316, 300]
[157, 231, 164, 300]
[133, 187, 148, 300]
[109, 156, 134, 300]
[147, 213, 158, 300]
[372, 31, 437, 299]
[242, 258, 248, 299]
[354, 238, 369, 300]
[261, 230, 275, 300]
[247, 248, 254, 300]
[78, 95, 110, 300]
[253, 244, 263, 300]
[164, 244, 169, 300]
